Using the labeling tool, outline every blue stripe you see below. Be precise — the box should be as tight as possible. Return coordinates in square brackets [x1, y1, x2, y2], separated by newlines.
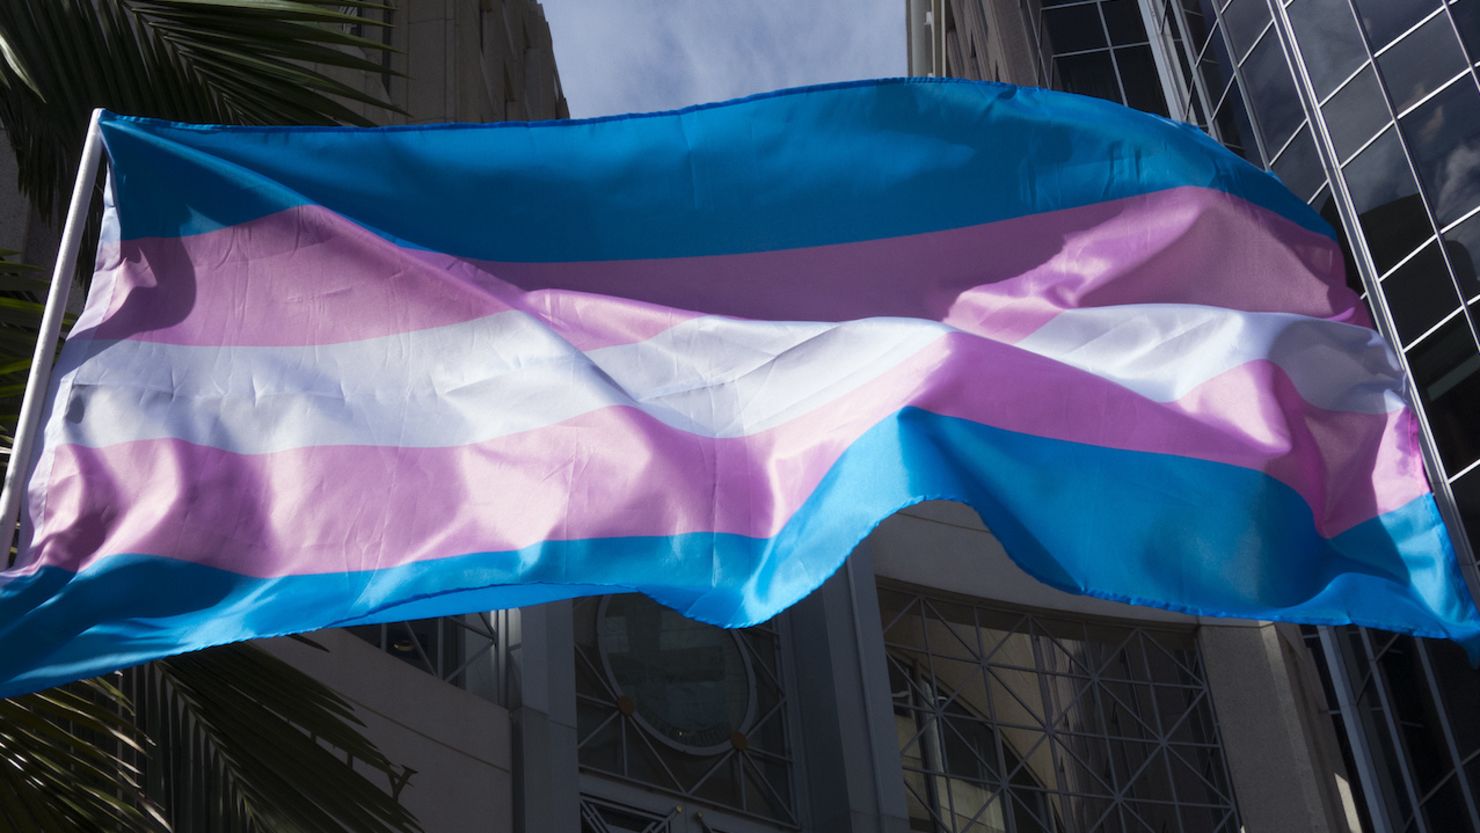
[98, 78, 1330, 262]
[1, 407, 1472, 697]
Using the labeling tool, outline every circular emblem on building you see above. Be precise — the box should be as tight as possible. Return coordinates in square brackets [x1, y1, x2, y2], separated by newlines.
[596, 595, 756, 755]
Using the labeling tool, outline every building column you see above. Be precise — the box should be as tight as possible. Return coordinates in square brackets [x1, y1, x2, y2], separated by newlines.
[1199, 622, 1361, 833]
[510, 600, 581, 832]
[786, 548, 911, 833]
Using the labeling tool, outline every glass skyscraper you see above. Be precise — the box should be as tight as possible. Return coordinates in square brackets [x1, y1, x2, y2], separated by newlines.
[909, 1, 1480, 829]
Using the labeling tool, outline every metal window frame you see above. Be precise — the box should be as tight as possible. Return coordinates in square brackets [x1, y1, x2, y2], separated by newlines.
[1261, 2, 1480, 830]
[571, 594, 803, 829]
[877, 578, 1243, 833]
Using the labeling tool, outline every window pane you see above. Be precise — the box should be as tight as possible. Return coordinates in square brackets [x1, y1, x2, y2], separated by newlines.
[1287, 0, 1372, 99]
[1219, 0, 1271, 60]
[1056, 50, 1123, 103]
[1421, 778, 1471, 832]
[1455, 0, 1480, 57]
[1405, 316, 1480, 472]
[1376, 13, 1469, 113]
[1198, 20, 1236, 93]
[1116, 45, 1171, 115]
[1322, 64, 1392, 162]
[1271, 125, 1325, 201]
[1442, 211, 1480, 301]
[1044, 4, 1109, 53]
[1102, 0, 1150, 44]
[1400, 80, 1480, 227]
[1423, 637, 1480, 764]
[1344, 128, 1430, 272]
[1241, 29, 1305, 152]
[1377, 639, 1455, 799]
[1454, 468, 1480, 552]
[1212, 80, 1261, 159]
[1178, 0, 1220, 56]
[1350, 0, 1445, 49]
[1381, 242, 1458, 345]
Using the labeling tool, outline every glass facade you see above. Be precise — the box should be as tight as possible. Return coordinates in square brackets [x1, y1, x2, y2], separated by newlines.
[879, 581, 1241, 833]
[572, 594, 799, 828]
[926, 1, 1480, 829]
[346, 612, 508, 703]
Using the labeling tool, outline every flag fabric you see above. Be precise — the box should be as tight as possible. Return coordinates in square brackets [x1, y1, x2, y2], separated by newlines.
[2, 78, 1476, 697]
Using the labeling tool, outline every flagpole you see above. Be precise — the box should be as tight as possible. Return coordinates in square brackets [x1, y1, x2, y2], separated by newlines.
[0, 109, 105, 556]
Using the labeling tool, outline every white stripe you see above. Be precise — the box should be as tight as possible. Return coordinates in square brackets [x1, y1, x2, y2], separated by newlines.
[51, 303, 1404, 454]
[1014, 304, 1406, 414]
[55, 312, 947, 452]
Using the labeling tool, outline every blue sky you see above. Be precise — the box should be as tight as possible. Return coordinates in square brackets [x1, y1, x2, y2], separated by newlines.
[541, 1, 905, 118]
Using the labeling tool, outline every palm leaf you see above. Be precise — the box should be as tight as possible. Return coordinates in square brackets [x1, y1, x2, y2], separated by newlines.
[0, 0, 401, 219]
[0, 7, 425, 832]
[135, 646, 423, 833]
[0, 676, 170, 833]
[0, 248, 66, 450]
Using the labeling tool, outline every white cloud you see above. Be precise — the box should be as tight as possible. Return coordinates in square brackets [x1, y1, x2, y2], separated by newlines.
[540, 1, 905, 118]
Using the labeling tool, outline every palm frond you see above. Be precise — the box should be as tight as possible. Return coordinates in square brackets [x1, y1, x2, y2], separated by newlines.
[0, 248, 67, 450]
[0, 676, 170, 833]
[0, 0, 400, 219]
[141, 646, 423, 833]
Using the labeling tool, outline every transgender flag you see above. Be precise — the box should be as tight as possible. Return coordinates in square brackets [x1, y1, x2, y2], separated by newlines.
[2, 79, 1477, 696]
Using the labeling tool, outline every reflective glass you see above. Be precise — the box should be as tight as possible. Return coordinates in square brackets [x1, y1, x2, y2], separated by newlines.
[1454, 469, 1480, 551]
[1287, 0, 1372, 99]
[1376, 13, 1468, 113]
[1443, 211, 1480, 301]
[1383, 242, 1459, 347]
[1455, 0, 1480, 56]
[1195, 19, 1231, 93]
[1102, 0, 1150, 43]
[1422, 638, 1480, 765]
[1405, 315, 1480, 472]
[599, 595, 751, 752]
[1270, 125, 1325, 201]
[1178, 0, 1220, 56]
[876, 584, 1240, 833]
[1351, 0, 1444, 49]
[1241, 29, 1305, 152]
[1376, 639, 1452, 799]
[1219, 0, 1271, 60]
[1057, 50, 1124, 103]
[1212, 79, 1260, 159]
[1400, 79, 1480, 226]
[1116, 45, 1171, 115]
[1344, 128, 1430, 272]
[1322, 65, 1391, 162]
[1044, 3, 1109, 52]
[1420, 778, 1470, 831]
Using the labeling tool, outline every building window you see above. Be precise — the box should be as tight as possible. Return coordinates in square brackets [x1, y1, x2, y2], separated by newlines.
[345, 612, 507, 703]
[573, 594, 799, 827]
[1036, 0, 1172, 116]
[878, 580, 1241, 833]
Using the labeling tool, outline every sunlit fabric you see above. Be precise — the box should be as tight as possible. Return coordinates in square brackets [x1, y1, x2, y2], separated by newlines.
[1, 78, 1476, 697]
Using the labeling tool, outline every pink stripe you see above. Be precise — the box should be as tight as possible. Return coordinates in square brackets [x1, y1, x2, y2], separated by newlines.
[84, 186, 1365, 349]
[24, 335, 1422, 579]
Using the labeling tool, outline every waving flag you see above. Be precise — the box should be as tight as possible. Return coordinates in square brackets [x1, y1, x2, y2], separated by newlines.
[2, 79, 1476, 696]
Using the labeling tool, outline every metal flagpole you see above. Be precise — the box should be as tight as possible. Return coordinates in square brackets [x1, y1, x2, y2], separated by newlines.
[0, 108, 106, 555]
